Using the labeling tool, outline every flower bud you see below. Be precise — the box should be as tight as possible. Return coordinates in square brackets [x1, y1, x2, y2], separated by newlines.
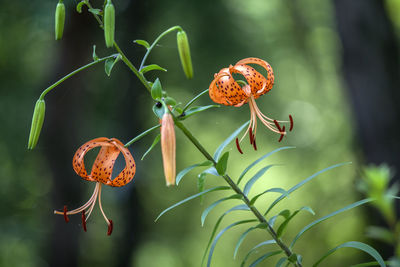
[177, 30, 193, 79]
[104, 0, 115, 48]
[161, 113, 176, 186]
[55, 1, 65, 40]
[28, 99, 46, 149]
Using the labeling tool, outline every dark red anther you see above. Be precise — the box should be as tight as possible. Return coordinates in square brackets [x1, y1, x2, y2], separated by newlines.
[289, 114, 293, 131]
[81, 211, 87, 232]
[249, 128, 254, 145]
[63, 205, 69, 223]
[278, 126, 286, 142]
[235, 138, 243, 154]
[252, 137, 257, 150]
[274, 120, 282, 132]
[107, 219, 113, 236]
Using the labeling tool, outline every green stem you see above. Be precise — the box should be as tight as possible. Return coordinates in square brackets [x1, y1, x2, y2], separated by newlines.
[182, 88, 209, 112]
[139, 26, 182, 71]
[124, 124, 160, 147]
[39, 55, 116, 100]
[174, 120, 302, 267]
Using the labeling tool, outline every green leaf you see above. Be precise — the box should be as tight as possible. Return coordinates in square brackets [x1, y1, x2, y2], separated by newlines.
[312, 241, 386, 267]
[216, 152, 229, 175]
[197, 173, 206, 203]
[104, 55, 121, 76]
[155, 186, 230, 222]
[276, 207, 315, 238]
[268, 209, 291, 228]
[134, 39, 150, 49]
[243, 165, 275, 196]
[240, 240, 277, 267]
[141, 134, 160, 160]
[76, 1, 86, 13]
[180, 105, 219, 119]
[151, 78, 162, 100]
[237, 146, 295, 185]
[213, 121, 250, 161]
[290, 198, 372, 248]
[234, 223, 267, 259]
[141, 64, 167, 74]
[201, 204, 250, 266]
[264, 162, 352, 216]
[275, 257, 288, 267]
[250, 188, 289, 205]
[202, 167, 219, 177]
[176, 161, 212, 185]
[365, 226, 395, 244]
[201, 194, 242, 226]
[92, 45, 99, 61]
[165, 96, 176, 106]
[88, 8, 101, 15]
[207, 219, 257, 267]
[249, 251, 283, 267]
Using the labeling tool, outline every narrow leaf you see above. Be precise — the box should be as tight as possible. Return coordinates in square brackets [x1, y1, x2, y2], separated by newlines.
[76, 1, 85, 13]
[202, 167, 219, 177]
[92, 45, 99, 61]
[141, 134, 161, 160]
[366, 226, 396, 244]
[155, 186, 230, 222]
[141, 64, 167, 74]
[240, 240, 277, 267]
[290, 198, 372, 248]
[104, 55, 121, 76]
[268, 209, 291, 228]
[134, 39, 150, 49]
[181, 105, 219, 119]
[250, 188, 289, 205]
[207, 220, 257, 267]
[88, 8, 101, 15]
[312, 241, 386, 267]
[249, 251, 283, 267]
[243, 165, 275, 196]
[276, 207, 315, 238]
[151, 78, 162, 100]
[275, 257, 288, 267]
[234, 223, 267, 259]
[201, 204, 250, 266]
[216, 152, 229, 175]
[237, 146, 295, 185]
[197, 173, 206, 203]
[201, 194, 241, 226]
[213, 121, 250, 161]
[264, 162, 351, 216]
[176, 161, 212, 185]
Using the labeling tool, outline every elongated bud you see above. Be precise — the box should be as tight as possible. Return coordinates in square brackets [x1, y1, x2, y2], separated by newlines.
[177, 30, 193, 79]
[28, 99, 46, 149]
[104, 0, 115, 48]
[55, 1, 65, 40]
[161, 113, 176, 186]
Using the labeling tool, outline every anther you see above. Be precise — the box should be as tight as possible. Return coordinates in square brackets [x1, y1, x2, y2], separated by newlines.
[235, 138, 243, 154]
[63, 205, 69, 223]
[249, 128, 254, 145]
[278, 126, 286, 142]
[289, 115, 293, 131]
[252, 138, 257, 150]
[81, 211, 87, 232]
[274, 120, 282, 132]
[107, 219, 113, 236]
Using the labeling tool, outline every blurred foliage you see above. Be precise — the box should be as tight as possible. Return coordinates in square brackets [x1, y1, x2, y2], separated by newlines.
[1, 0, 399, 266]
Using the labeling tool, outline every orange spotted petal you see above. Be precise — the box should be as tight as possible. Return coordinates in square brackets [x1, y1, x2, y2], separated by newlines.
[90, 144, 120, 185]
[72, 137, 110, 182]
[230, 64, 268, 98]
[209, 68, 247, 106]
[108, 138, 136, 187]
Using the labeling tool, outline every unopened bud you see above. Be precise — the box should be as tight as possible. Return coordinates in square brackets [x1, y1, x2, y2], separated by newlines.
[104, 0, 115, 48]
[55, 1, 65, 40]
[161, 113, 176, 186]
[28, 99, 46, 149]
[177, 30, 193, 79]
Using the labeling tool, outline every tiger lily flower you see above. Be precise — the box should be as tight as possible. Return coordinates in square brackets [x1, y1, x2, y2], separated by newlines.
[209, 57, 293, 153]
[54, 137, 136, 235]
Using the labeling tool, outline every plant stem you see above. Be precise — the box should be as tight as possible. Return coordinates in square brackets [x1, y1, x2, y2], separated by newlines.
[39, 55, 116, 100]
[174, 120, 302, 267]
[139, 26, 182, 71]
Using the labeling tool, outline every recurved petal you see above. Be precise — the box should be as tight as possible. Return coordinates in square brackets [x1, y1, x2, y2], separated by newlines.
[90, 144, 120, 184]
[72, 137, 110, 181]
[231, 64, 271, 99]
[108, 138, 136, 187]
[209, 68, 247, 106]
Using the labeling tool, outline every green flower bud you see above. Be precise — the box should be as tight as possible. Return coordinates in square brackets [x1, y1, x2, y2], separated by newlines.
[104, 0, 115, 48]
[177, 30, 193, 79]
[55, 1, 65, 40]
[28, 99, 46, 149]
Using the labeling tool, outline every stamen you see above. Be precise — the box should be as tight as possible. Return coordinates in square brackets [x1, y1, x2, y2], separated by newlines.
[235, 138, 243, 154]
[278, 126, 286, 142]
[63, 205, 69, 223]
[274, 120, 282, 132]
[107, 219, 113, 236]
[252, 137, 257, 150]
[289, 115, 293, 131]
[249, 127, 254, 145]
[81, 211, 87, 232]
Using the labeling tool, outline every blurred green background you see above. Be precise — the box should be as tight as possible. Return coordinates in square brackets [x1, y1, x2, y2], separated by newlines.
[1, 0, 400, 266]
